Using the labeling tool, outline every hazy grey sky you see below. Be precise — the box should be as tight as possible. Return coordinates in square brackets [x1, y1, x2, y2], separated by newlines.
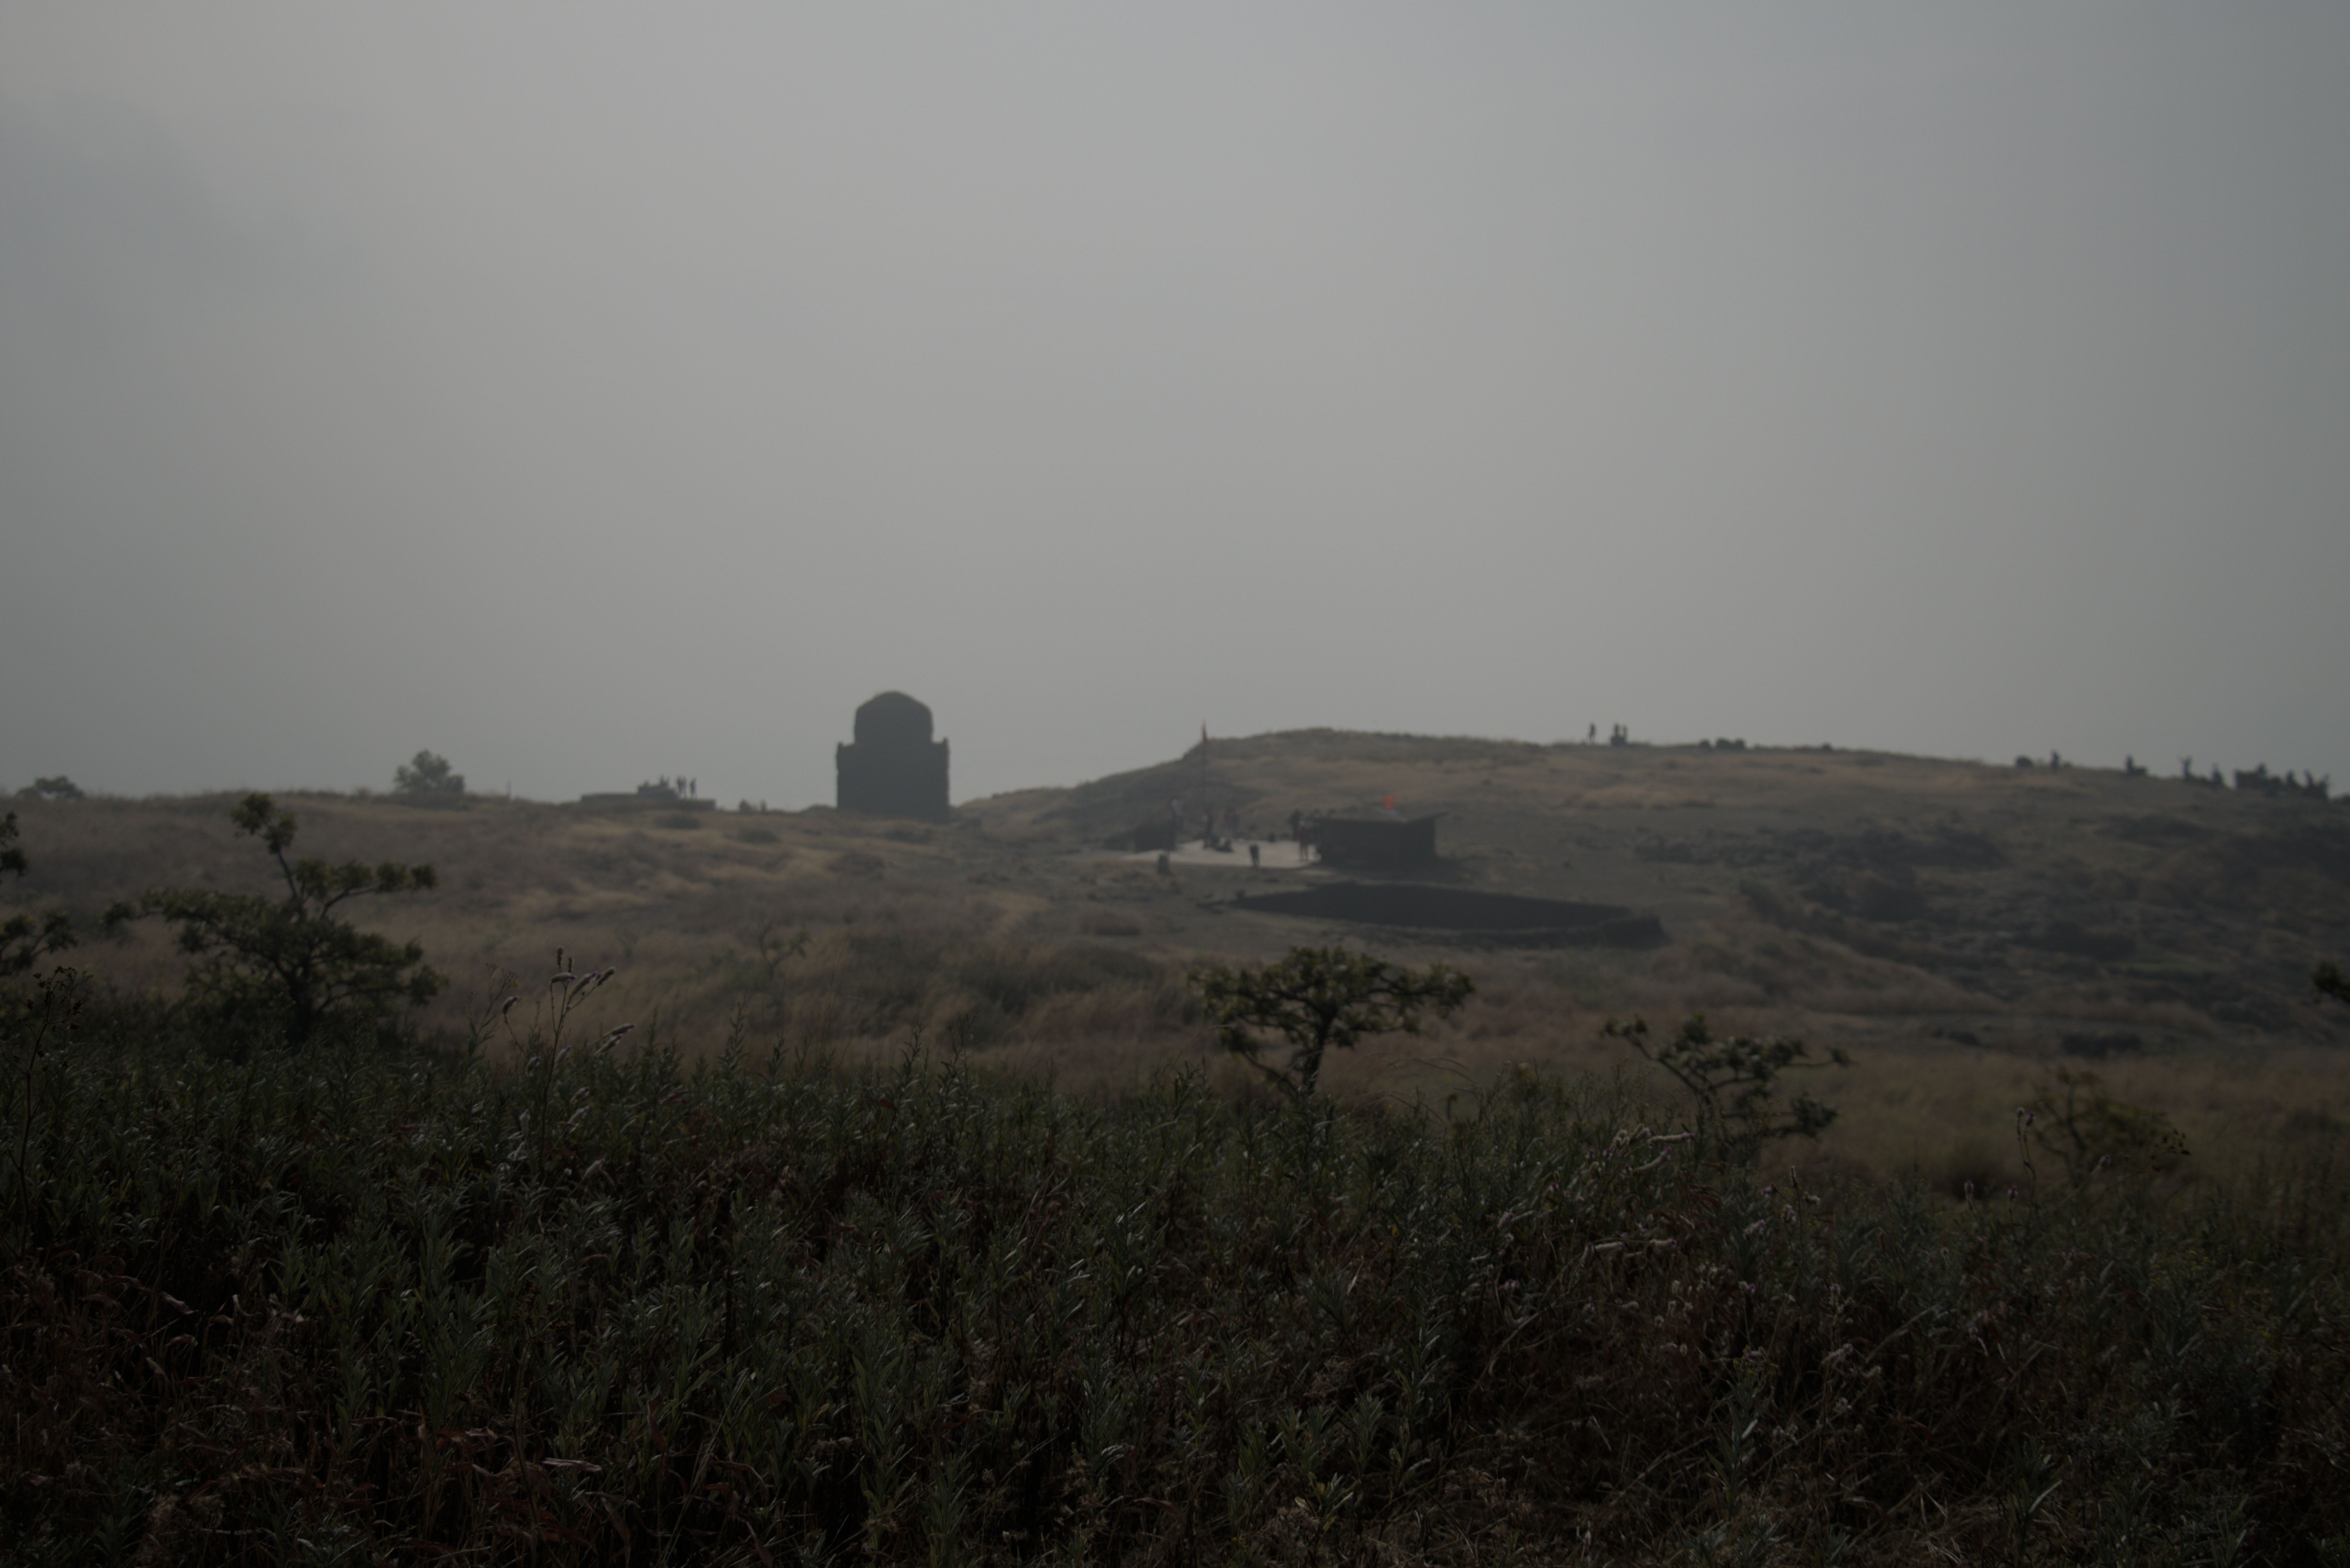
[4, 5, 2345, 806]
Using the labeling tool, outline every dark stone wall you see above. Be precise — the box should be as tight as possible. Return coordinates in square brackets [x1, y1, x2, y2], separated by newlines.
[1235, 882, 1664, 949]
[836, 691, 951, 821]
[1310, 815, 1441, 874]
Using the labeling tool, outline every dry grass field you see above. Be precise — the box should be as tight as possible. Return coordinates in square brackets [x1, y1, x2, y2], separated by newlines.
[10, 731, 2348, 1189]
[12, 735, 2350, 1562]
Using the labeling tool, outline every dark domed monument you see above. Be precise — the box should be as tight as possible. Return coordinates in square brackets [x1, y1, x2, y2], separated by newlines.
[836, 691, 951, 821]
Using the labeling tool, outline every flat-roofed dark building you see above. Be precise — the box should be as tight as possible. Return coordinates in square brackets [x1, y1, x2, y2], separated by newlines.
[836, 691, 951, 821]
[1310, 814, 1441, 875]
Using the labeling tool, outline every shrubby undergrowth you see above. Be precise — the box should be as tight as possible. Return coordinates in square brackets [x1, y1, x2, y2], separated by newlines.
[5, 989, 2350, 1565]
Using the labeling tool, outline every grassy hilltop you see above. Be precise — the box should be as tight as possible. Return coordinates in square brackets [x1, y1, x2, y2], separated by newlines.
[9, 731, 2347, 1187]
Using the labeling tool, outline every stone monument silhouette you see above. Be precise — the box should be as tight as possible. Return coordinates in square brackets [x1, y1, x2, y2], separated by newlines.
[835, 691, 951, 821]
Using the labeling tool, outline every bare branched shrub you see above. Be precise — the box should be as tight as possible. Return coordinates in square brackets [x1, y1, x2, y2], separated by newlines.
[2024, 1066, 2192, 1187]
[1602, 1010, 1849, 1163]
[1192, 945, 1473, 1104]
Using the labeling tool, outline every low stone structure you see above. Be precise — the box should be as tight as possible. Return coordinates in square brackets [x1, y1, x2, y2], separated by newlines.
[579, 779, 714, 811]
[1308, 814, 1441, 875]
[1234, 882, 1664, 949]
[836, 692, 951, 821]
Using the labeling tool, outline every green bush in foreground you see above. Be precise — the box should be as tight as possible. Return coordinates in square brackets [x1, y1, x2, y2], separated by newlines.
[3, 989, 2349, 1564]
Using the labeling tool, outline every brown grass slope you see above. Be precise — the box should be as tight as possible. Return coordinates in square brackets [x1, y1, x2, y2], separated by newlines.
[8, 733, 2348, 1183]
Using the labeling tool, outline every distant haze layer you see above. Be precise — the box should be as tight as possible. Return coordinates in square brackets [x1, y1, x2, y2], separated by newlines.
[3, 5, 2344, 805]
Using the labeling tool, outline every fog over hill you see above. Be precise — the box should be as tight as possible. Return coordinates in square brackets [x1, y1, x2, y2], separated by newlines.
[3, 5, 2345, 805]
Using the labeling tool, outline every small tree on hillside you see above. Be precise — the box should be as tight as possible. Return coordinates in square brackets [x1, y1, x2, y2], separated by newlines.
[0, 813, 77, 982]
[393, 750, 464, 796]
[1603, 1012, 1848, 1164]
[2317, 962, 2348, 1009]
[1191, 945, 1473, 1104]
[2022, 1067, 2189, 1187]
[114, 793, 443, 1047]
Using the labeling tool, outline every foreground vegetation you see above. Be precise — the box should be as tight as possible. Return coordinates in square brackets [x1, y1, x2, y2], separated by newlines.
[7, 981, 2350, 1565]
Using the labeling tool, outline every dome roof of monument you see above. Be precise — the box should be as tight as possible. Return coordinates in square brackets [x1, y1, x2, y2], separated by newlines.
[854, 690, 935, 748]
